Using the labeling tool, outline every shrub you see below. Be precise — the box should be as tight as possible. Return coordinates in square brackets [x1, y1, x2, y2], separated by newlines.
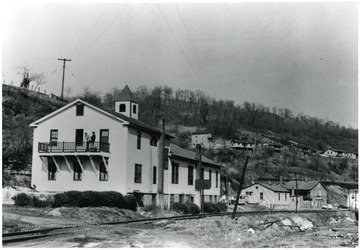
[216, 202, 227, 212]
[124, 195, 137, 211]
[13, 193, 31, 206]
[204, 202, 221, 213]
[53, 192, 69, 207]
[172, 202, 190, 214]
[52, 191, 137, 211]
[186, 202, 200, 214]
[32, 195, 51, 208]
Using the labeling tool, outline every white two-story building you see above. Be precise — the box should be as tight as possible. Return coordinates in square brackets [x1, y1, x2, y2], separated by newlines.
[30, 86, 221, 208]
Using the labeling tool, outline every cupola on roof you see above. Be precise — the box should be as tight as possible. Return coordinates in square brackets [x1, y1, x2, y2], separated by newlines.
[116, 85, 137, 103]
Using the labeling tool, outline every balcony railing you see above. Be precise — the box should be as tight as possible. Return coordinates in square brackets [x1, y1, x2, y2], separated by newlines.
[38, 141, 110, 153]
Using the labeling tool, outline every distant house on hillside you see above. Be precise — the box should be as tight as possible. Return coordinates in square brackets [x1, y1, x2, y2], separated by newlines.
[346, 190, 358, 210]
[345, 152, 357, 160]
[283, 180, 327, 207]
[230, 139, 255, 151]
[333, 149, 346, 158]
[320, 149, 337, 158]
[263, 142, 285, 153]
[191, 132, 214, 149]
[240, 182, 290, 209]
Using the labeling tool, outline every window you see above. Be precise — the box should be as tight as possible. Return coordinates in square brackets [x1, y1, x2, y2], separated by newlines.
[73, 162, 82, 181]
[209, 195, 212, 203]
[133, 104, 137, 114]
[278, 193, 281, 201]
[209, 169, 212, 181]
[260, 192, 264, 200]
[285, 193, 287, 201]
[171, 162, 179, 184]
[76, 103, 84, 116]
[150, 134, 158, 146]
[48, 162, 56, 180]
[164, 148, 169, 170]
[246, 191, 253, 196]
[216, 171, 219, 187]
[99, 162, 108, 181]
[137, 131, 141, 149]
[75, 129, 84, 146]
[135, 164, 142, 183]
[179, 194, 184, 203]
[200, 168, 204, 180]
[50, 130, 58, 146]
[153, 166, 157, 184]
[119, 104, 126, 112]
[188, 166, 194, 185]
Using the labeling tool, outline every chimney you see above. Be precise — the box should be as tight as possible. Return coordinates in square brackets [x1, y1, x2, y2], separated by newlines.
[291, 188, 294, 196]
[268, 181, 272, 185]
[280, 176, 283, 184]
[305, 177, 308, 182]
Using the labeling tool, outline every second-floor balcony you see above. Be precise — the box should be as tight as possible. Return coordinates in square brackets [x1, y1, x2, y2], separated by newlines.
[38, 141, 110, 154]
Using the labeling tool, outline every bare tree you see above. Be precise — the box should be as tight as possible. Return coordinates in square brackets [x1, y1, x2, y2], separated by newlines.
[243, 101, 264, 128]
[32, 73, 46, 91]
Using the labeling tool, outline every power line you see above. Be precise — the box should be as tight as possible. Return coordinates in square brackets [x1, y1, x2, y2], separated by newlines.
[102, 4, 147, 46]
[156, 4, 202, 86]
[175, 4, 212, 89]
[74, 3, 110, 54]
[76, 4, 128, 57]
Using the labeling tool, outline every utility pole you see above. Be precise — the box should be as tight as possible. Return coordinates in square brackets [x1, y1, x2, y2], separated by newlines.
[58, 58, 71, 100]
[232, 156, 249, 219]
[157, 119, 165, 210]
[295, 172, 298, 213]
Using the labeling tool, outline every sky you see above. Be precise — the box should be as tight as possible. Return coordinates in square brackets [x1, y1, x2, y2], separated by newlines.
[1, 1, 358, 128]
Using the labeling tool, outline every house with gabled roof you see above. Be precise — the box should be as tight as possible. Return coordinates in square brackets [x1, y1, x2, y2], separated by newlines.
[283, 180, 327, 207]
[30, 85, 221, 208]
[230, 139, 255, 151]
[240, 182, 290, 209]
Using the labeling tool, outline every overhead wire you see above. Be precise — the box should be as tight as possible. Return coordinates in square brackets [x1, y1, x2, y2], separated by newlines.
[76, 4, 128, 57]
[175, 4, 213, 91]
[101, 4, 147, 46]
[156, 4, 202, 86]
[73, 3, 110, 55]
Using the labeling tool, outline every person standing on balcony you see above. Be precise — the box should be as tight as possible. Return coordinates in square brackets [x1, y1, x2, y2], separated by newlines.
[90, 131, 96, 151]
[85, 132, 90, 151]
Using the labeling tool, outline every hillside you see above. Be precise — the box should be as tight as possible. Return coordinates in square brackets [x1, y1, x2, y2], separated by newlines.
[2, 85, 66, 171]
[2, 84, 358, 188]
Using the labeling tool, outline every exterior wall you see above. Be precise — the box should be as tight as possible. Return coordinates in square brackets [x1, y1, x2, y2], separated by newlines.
[164, 158, 221, 207]
[191, 133, 213, 149]
[126, 127, 164, 194]
[347, 190, 358, 210]
[31, 104, 128, 193]
[114, 101, 139, 120]
[241, 184, 290, 208]
[309, 183, 327, 206]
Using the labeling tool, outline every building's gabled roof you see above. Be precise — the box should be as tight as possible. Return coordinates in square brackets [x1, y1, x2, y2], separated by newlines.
[243, 182, 289, 193]
[283, 180, 326, 191]
[170, 143, 221, 168]
[30, 99, 173, 138]
[115, 85, 137, 103]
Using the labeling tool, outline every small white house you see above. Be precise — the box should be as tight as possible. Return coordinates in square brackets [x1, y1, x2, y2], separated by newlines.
[191, 132, 214, 149]
[230, 140, 254, 151]
[320, 149, 337, 157]
[345, 152, 357, 160]
[347, 190, 358, 210]
[240, 182, 290, 209]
